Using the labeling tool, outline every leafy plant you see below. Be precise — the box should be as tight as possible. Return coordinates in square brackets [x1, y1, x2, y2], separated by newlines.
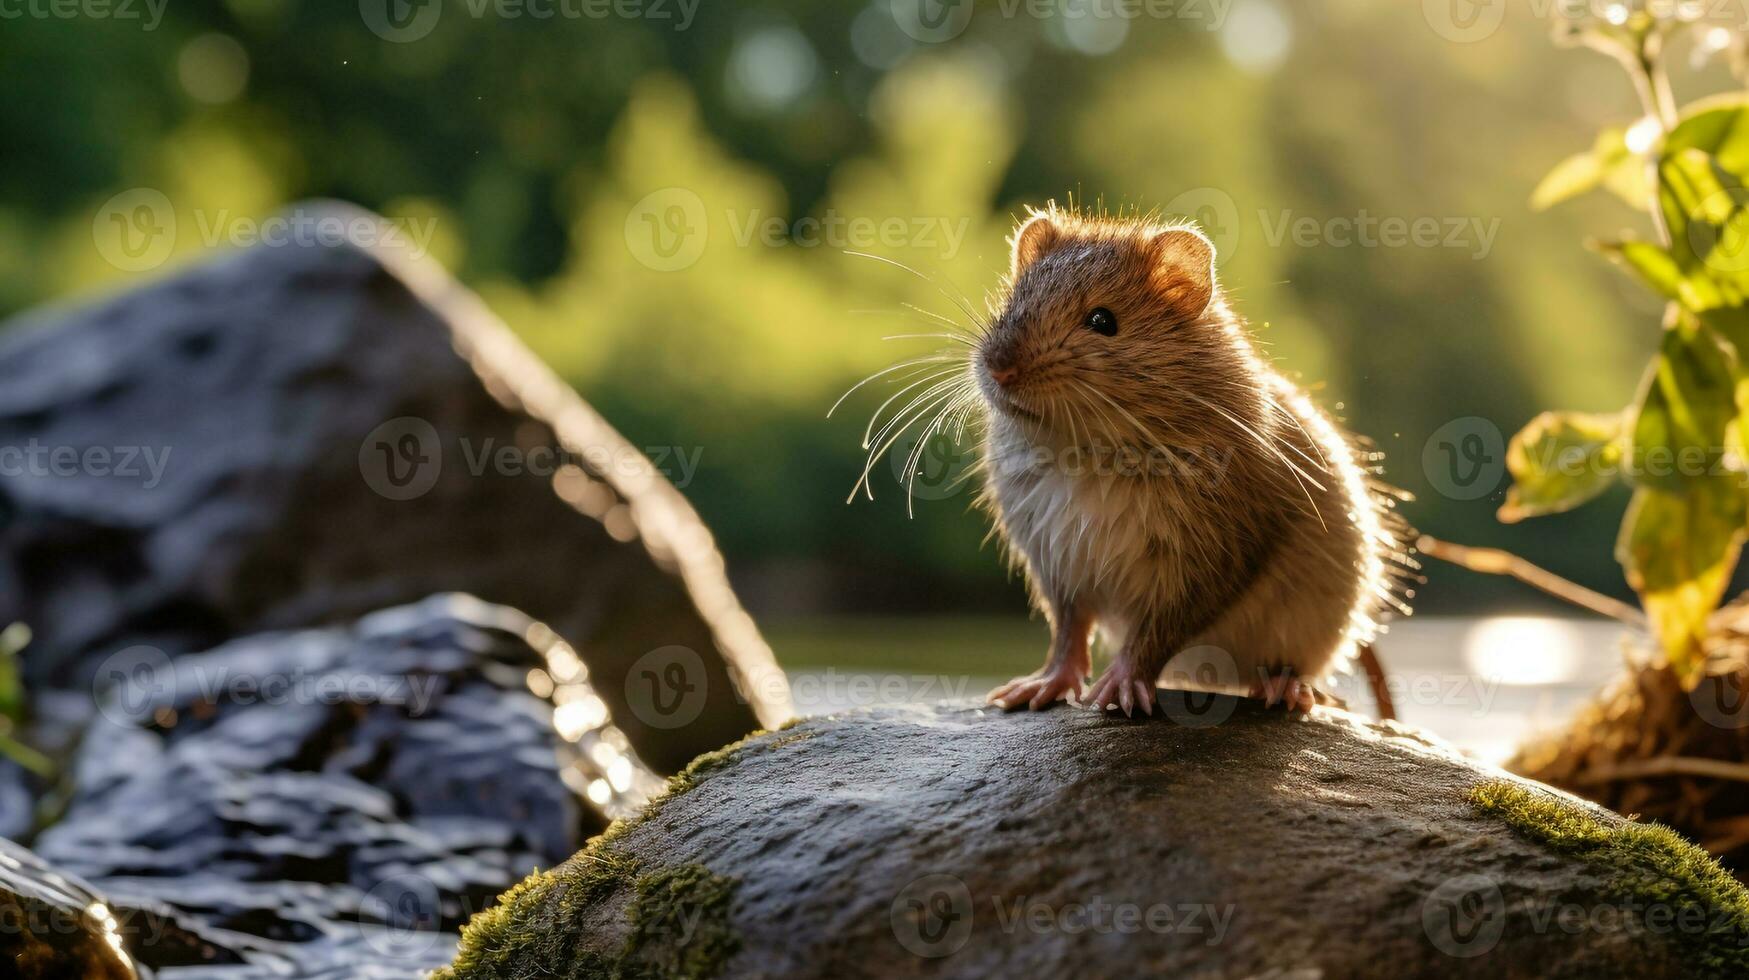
[1512, 6, 1749, 684]
[0, 622, 51, 777]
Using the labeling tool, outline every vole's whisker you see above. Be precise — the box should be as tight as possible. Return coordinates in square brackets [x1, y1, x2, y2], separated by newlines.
[842, 250, 991, 336]
[1175, 388, 1328, 529]
[851, 386, 960, 502]
[1075, 381, 1177, 466]
[829, 354, 963, 419]
[1261, 393, 1331, 473]
[863, 378, 967, 476]
[864, 369, 966, 447]
[900, 302, 981, 340]
[881, 333, 975, 346]
[901, 387, 975, 517]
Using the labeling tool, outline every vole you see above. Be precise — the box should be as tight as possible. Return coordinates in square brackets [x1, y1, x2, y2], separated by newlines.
[894, 205, 1413, 716]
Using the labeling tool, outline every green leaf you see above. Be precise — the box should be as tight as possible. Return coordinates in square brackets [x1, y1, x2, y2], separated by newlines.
[1532, 127, 1648, 212]
[1532, 150, 1606, 212]
[1629, 316, 1738, 493]
[0, 623, 26, 725]
[1617, 482, 1745, 686]
[1668, 94, 1749, 177]
[1499, 410, 1625, 523]
[1657, 148, 1749, 309]
[1595, 239, 1684, 304]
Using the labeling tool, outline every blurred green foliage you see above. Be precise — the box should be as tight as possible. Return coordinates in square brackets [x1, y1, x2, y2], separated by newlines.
[1502, 7, 1749, 681]
[0, 624, 51, 776]
[2, 0, 1730, 617]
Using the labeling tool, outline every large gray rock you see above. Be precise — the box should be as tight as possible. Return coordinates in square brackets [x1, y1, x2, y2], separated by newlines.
[0, 206, 788, 772]
[31, 594, 662, 979]
[440, 697, 1749, 980]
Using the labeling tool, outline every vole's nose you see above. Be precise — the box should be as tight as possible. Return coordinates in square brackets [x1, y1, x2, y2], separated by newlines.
[984, 349, 1020, 388]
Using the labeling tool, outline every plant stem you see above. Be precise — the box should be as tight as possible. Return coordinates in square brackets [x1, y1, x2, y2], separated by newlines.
[1574, 755, 1749, 785]
[1592, 26, 1678, 246]
[1416, 535, 1649, 628]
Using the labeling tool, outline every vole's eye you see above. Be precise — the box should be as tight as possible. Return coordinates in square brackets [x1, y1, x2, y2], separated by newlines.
[1085, 307, 1118, 337]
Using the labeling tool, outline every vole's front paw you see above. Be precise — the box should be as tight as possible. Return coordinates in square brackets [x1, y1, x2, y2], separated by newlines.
[1250, 672, 1315, 714]
[988, 668, 1084, 711]
[1084, 662, 1156, 717]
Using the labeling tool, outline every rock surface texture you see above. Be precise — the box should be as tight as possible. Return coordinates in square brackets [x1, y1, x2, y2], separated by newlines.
[0, 205, 788, 773]
[25, 595, 660, 978]
[442, 697, 1749, 980]
[0, 837, 142, 979]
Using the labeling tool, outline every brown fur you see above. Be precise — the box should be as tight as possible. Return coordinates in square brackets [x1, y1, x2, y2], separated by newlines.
[976, 204, 1413, 709]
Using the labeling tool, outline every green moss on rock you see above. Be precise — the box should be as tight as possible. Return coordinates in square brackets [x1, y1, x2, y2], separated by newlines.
[437, 736, 768, 979]
[619, 865, 741, 980]
[1469, 779, 1749, 973]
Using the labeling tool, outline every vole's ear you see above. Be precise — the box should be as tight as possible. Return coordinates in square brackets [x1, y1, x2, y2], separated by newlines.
[1010, 212, 1062, 278]
[1147, 227, 1216, 320]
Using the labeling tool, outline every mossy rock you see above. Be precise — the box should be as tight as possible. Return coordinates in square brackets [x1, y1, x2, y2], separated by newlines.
[441, 697, 1749, 979]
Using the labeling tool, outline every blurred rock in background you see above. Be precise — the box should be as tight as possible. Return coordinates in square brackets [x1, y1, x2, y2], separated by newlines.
[0, 210, 791, 775]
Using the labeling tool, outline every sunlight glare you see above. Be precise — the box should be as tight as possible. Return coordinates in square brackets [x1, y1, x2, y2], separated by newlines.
[1462, 616, 1584, 687]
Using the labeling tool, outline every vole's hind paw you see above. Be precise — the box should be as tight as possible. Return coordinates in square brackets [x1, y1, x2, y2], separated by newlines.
[1250, 673, 1315, 714]
[1084, 663, 1157, 717]
[988, 669, 1084, 711]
